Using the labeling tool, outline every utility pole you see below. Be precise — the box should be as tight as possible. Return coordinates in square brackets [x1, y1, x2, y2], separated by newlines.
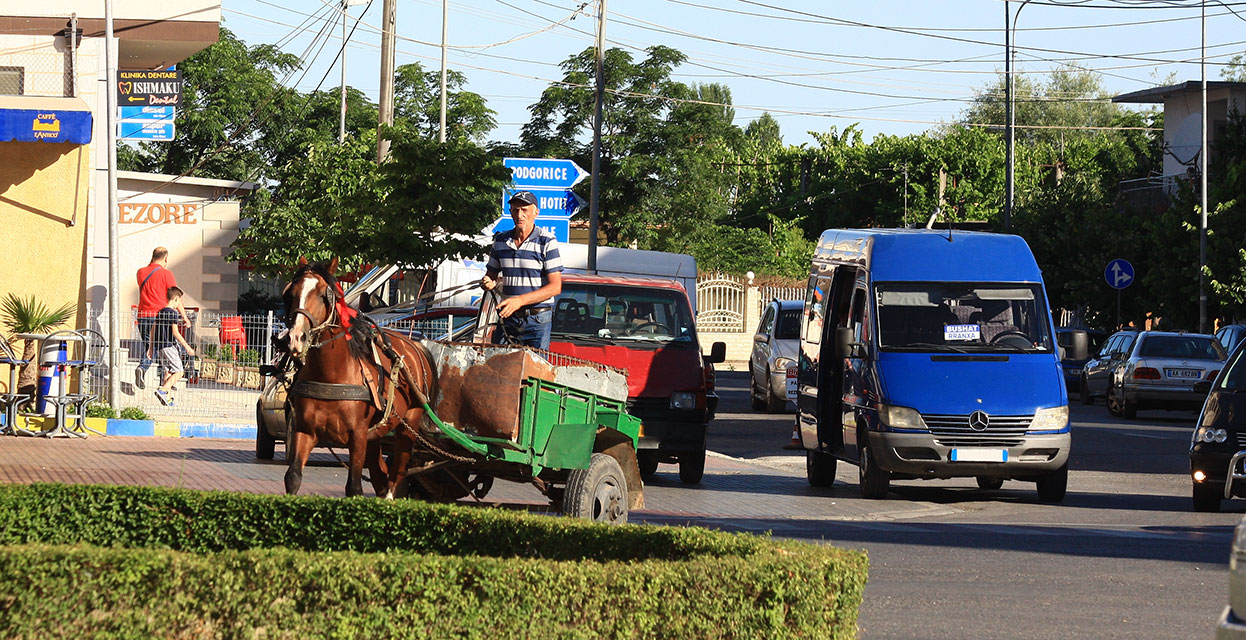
[338, 0, 348, 144]
[587, 0, 607, 272]
[439, 0, 448, 143]
[1004, 0, 1013, 231]
[105, 0, 121, 408]
[377, 0, 397, 161]
[1200, 0, 1209, 333]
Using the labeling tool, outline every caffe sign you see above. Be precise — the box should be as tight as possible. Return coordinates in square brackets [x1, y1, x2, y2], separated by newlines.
[116, 69, 182, 107]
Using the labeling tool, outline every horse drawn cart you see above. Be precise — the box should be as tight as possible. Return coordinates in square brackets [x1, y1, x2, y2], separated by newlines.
[409, 341, 644, 523]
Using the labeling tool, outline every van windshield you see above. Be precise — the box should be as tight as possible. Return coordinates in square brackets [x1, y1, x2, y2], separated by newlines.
[1219, 347, 1246, 392]
[551, 284, 696, 344]
[875, 283, 1053, 353]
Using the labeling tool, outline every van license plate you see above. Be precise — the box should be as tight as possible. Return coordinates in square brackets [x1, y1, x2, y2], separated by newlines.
[950, 448, 1007, 463]
[1165, 368, 1201, 379]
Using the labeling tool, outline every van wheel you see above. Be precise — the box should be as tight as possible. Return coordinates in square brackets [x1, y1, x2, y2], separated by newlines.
[255, 403, 275, 460]
[807, 449, 837, 487]
[1193, 482, 1223, 512]
[637, 453, 659, 477]
[1079, 376, 1093, 405]
[1036, 464, 1068, 502]
[679, 449, 705, 484]
[858, 436, 890, 499]
[976, 476, 1004, 491]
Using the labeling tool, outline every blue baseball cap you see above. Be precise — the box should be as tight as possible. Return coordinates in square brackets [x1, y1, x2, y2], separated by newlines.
[508, 190, 538, 206]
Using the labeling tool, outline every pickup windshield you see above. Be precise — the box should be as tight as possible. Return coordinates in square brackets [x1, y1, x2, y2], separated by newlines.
[876, 282, 1053, 353]
[552, 284, 696, 344]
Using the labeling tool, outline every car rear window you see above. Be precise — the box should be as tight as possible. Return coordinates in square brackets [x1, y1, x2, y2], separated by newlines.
[775, 309, 801, 340]
[1137, 336, 1224, 360]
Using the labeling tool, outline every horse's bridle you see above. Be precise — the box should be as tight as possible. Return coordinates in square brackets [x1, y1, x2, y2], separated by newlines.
[284, 278, 340, 351]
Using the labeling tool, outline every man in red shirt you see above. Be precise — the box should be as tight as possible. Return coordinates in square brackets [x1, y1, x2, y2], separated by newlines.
[136, 247, 189, 380]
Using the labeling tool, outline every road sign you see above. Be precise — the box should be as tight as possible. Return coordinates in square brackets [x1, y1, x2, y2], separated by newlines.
[119, 106, 174, 121]
[118, 120, 175, 141]
[116, 69, 182, 106]
[502, 187, 586, 219]
[1105, 259, 1134, 290]
[489, 216, 570, 243]
[504, 157, 588, 189]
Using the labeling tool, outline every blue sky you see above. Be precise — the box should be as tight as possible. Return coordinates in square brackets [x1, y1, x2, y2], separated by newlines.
[220, 0, 1246, 147]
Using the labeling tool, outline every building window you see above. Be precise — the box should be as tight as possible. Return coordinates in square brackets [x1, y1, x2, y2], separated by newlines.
[0, 67, 23, 95]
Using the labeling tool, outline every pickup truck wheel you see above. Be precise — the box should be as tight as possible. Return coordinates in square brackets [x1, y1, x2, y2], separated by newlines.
[679, 449, 706, 484]
[806, 449, 837, 487]
[1079, 375, 1093, 405]
[564, 453, 628, 524]
[1193, 482, 1223, 512]
[749, 375, 766, 411]
[255, 402, 275, 460]
[1036, 464, 1068, 502]
[858, 437, 890, 499]
[976, 476, 1004, 491]
[637, 453, 659, 477]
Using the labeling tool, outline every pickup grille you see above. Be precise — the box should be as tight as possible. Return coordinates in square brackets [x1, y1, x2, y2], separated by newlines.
[921, 413, 1034, 447]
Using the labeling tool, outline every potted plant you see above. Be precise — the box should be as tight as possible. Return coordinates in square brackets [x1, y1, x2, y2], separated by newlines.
[1, 294, 76, 397]
[236, 348, 262, 389]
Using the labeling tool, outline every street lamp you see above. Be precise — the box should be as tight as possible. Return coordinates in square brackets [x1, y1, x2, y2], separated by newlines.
[1004, 0, 1032, 232]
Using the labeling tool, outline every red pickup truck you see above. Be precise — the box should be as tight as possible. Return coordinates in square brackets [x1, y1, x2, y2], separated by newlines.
[548, 273, 726, 483]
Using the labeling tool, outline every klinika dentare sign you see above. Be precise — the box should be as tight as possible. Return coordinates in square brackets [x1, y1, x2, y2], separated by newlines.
[116, 70, 182, 106]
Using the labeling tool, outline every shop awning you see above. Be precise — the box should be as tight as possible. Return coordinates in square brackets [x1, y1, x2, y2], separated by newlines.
[0, 96, 92, 144]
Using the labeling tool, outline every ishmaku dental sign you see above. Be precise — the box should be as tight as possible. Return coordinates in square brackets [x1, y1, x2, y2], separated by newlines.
[116, 69, 182, 107]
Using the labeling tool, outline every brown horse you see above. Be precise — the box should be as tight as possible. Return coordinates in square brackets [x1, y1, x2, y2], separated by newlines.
[280, 257, 438, 498]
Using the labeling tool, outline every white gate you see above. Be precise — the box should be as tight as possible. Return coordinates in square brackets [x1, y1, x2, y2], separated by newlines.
[696, 274, 747, 333]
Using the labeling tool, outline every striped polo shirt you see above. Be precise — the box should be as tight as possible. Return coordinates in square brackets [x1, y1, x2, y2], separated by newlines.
[487, 226, 564, 310]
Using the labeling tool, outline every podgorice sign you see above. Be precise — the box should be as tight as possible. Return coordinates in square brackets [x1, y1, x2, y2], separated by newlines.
[116, 69, 182, 106]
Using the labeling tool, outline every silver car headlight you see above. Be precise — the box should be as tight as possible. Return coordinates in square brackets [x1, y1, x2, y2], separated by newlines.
[1196, 427, 1228, 443]
[670, 391, 697, 410]
[878, 404, 926, 430]
[1030, 406, 1069, 432]
[773, 356, 794, 372]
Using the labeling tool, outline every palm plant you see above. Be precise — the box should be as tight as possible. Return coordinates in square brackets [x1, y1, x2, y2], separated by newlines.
[1, 294, 76, 394]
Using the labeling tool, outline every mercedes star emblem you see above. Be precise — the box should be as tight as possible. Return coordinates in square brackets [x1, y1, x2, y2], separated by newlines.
[968, 410, 990, 432]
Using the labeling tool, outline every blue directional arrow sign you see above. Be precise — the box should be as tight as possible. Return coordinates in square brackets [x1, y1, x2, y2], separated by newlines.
[502, 187, 586, 219]
[504, 157, 588, 189]
[1105, 258, 1134, 290]
[489, 216, 569, 243]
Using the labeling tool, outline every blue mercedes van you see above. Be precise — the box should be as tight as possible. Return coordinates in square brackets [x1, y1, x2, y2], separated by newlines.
[795, 229, 1084, 502]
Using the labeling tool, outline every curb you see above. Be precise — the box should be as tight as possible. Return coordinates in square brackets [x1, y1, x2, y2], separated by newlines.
[5, 415, 255, 440]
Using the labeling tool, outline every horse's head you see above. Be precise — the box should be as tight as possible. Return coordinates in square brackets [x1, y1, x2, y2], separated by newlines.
[282, 256, 340, 357]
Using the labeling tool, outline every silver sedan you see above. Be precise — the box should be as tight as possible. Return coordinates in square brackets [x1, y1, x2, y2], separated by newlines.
[1102, 331, 1225, 419]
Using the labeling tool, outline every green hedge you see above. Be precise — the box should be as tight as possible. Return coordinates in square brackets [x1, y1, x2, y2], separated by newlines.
[0, 484, 868, 639]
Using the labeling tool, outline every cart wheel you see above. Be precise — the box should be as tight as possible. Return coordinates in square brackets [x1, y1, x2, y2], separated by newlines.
[255, 402, 275, 460]
[563, 453, 628, 524]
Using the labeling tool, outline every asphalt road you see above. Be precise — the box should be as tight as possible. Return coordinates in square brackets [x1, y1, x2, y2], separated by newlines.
[704, 369, 1239, 640]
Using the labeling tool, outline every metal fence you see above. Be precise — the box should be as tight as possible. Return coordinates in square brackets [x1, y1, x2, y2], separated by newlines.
[695, 273, 747, 333]
[759, 286, 804, 307]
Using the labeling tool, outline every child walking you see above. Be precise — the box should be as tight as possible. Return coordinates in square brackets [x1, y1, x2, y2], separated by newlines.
[153, 286, 195, 407]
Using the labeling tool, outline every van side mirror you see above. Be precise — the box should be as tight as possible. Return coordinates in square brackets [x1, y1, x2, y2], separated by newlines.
[835, 326, 863, 359]
[1066, 330, 1088, 362]
[1194, 381, 1212, 395]
[705, 341, 727, 364]
[753, 332, 768, 344]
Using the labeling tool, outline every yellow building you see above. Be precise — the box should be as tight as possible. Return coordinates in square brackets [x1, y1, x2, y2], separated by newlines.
[0, 2, 220, 394]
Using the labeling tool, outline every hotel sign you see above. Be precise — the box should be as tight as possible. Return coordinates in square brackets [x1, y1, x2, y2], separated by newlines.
[116, 69, 182, 106]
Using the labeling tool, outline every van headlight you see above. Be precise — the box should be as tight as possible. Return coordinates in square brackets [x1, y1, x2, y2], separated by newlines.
[1196, 427, 1228, 443]
[670, 391, 697, 410]
[878, 404, 926, 430]
[1029, 406, 1069, 432]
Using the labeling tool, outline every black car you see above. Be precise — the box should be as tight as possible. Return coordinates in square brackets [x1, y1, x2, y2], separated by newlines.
[1189, 341, 1246, 512]
[1055, 327, 1107, 398]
